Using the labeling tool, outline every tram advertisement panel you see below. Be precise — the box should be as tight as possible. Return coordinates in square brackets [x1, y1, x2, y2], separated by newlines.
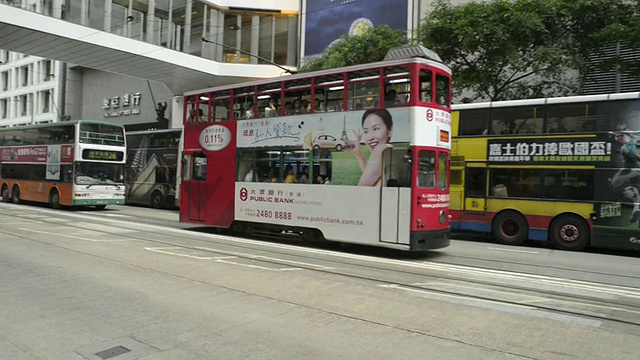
[236, 108, 451, 186]
[235, 183, 378, 243]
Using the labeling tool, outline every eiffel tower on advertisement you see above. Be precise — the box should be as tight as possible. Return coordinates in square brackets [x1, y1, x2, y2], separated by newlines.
[340, 115, 349, 141]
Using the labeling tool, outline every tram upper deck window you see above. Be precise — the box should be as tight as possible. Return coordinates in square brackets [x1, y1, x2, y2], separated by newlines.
[284, 78, 311, 115]
[315, 74, 345, 112]
[384, 67, 409, 107]
[212, 91, 231, 122]
[419, 69, 433, 103]
[234, 86, 256, 119]
[435, 73, 450, 108]
[348, 70, 380, 110]
[258, 83, 282, 117]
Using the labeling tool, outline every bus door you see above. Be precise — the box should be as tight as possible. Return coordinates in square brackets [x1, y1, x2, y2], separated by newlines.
[380, 148, 412, 244]
[186, 152, 208, 222]
[460, 166, 488, 227]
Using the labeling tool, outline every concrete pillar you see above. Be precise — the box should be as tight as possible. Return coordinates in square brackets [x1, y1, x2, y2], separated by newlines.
[286, 15, 297, 66]
[104, 0, 112, 32]
[216, 12, 224, 62]
[146, 0, 156, 43]
[251, 15, 259, 64]
[183, 0, 192, 53]
[235, 15, 242, 62]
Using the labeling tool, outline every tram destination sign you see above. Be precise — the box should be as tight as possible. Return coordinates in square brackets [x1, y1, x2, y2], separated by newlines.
[486, 137, 612, 165]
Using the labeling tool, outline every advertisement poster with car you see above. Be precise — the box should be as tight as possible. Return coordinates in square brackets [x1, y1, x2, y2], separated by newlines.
[236, 107, 450, 186]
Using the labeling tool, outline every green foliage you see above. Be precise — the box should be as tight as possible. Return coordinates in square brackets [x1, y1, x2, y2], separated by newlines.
[300, 25, 408, 72]
[417, 0, 637, 101]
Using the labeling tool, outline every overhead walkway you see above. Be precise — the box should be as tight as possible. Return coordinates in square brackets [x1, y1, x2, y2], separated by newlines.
[0, 4, 289, 94]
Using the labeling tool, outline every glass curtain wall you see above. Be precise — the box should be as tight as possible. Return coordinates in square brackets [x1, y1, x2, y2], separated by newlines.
[42, 0, 298, 67]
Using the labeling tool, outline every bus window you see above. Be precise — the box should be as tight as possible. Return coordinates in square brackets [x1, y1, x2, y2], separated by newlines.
[234, 86, 256, 119]
[417, 150, 436, 188]
[458, 109, 490, 136]
[491, 105, 544, 135]
[466, 168, 486, 197]
[237, 151, 255, 182]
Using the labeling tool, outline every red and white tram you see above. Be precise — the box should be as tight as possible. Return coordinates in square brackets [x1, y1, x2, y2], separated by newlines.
[179, 49, 452, 251]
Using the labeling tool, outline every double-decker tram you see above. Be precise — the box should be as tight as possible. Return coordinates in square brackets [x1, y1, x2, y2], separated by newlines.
[450, 92, 640, 252]
[179, 48, 452, 251]
[125, 128, 181, 209]
[0, 120, 126, 209]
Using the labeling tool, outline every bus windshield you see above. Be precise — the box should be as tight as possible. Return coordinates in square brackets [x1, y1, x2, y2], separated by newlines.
[79, 123, 125, 146]
[75, 162, 124, 186]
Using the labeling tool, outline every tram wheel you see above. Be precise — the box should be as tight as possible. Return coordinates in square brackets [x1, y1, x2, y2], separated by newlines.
[11, 185, 20, 204]
[49, 189, 60, 209]
[492, 211, 528, 246]
[94, 205, 107, 210]
[549, 214, 590, 251]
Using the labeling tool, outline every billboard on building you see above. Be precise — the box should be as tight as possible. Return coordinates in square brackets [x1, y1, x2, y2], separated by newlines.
[304, 0, 408, 57]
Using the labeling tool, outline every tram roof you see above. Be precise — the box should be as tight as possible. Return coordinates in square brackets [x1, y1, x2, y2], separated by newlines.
[184, 56, 452, 97]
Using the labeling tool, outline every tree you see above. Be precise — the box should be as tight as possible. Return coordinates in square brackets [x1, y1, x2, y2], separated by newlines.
[416, 0, 634, 101]
[587, 0, 640, 79]
[300, 25, 408, 72]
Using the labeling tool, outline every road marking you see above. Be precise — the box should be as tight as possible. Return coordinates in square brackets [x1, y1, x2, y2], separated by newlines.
[19, 228, 130, 242]
[379, 284, 603, 328]
[487, 247, 540, 254]
[145, 246, 331, 271]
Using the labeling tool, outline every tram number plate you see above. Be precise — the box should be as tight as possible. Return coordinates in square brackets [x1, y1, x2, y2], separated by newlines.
[600, 203, 621, 218]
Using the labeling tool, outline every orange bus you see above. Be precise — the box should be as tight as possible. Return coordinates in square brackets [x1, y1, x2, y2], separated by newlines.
[0, 120, 126, 209]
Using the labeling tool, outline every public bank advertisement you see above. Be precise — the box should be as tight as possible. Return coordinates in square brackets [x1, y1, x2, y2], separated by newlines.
[235, 182, 379, 243]
[304, 0, 408, 57]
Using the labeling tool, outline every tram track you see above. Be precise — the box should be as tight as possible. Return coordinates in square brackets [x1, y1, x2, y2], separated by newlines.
[2, 204, 640, 328]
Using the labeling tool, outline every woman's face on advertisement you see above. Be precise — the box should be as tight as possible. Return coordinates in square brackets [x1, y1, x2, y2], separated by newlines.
[362, 113, 391, 150]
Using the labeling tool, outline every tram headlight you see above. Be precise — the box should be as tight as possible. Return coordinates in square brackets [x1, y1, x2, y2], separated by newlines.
[439, 210, 447, 224]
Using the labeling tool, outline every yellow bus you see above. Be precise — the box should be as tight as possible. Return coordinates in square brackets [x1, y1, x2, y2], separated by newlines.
[450, 93, 640, 252]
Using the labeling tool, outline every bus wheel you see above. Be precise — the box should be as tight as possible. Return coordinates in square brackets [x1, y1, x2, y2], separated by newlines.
[1, 185, 8, 202]
[492, 211, 528, 246]
[49, 189, 60, 209]
[549, 214, 589, 251]
[11, 185, 20, 204]
[151, 191, 164, 209]
[94, 205, 107, 210]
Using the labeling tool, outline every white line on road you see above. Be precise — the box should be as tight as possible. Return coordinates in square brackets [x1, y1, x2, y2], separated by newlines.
[19, 228, 131, 242]
[487, 247, 540, 254]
